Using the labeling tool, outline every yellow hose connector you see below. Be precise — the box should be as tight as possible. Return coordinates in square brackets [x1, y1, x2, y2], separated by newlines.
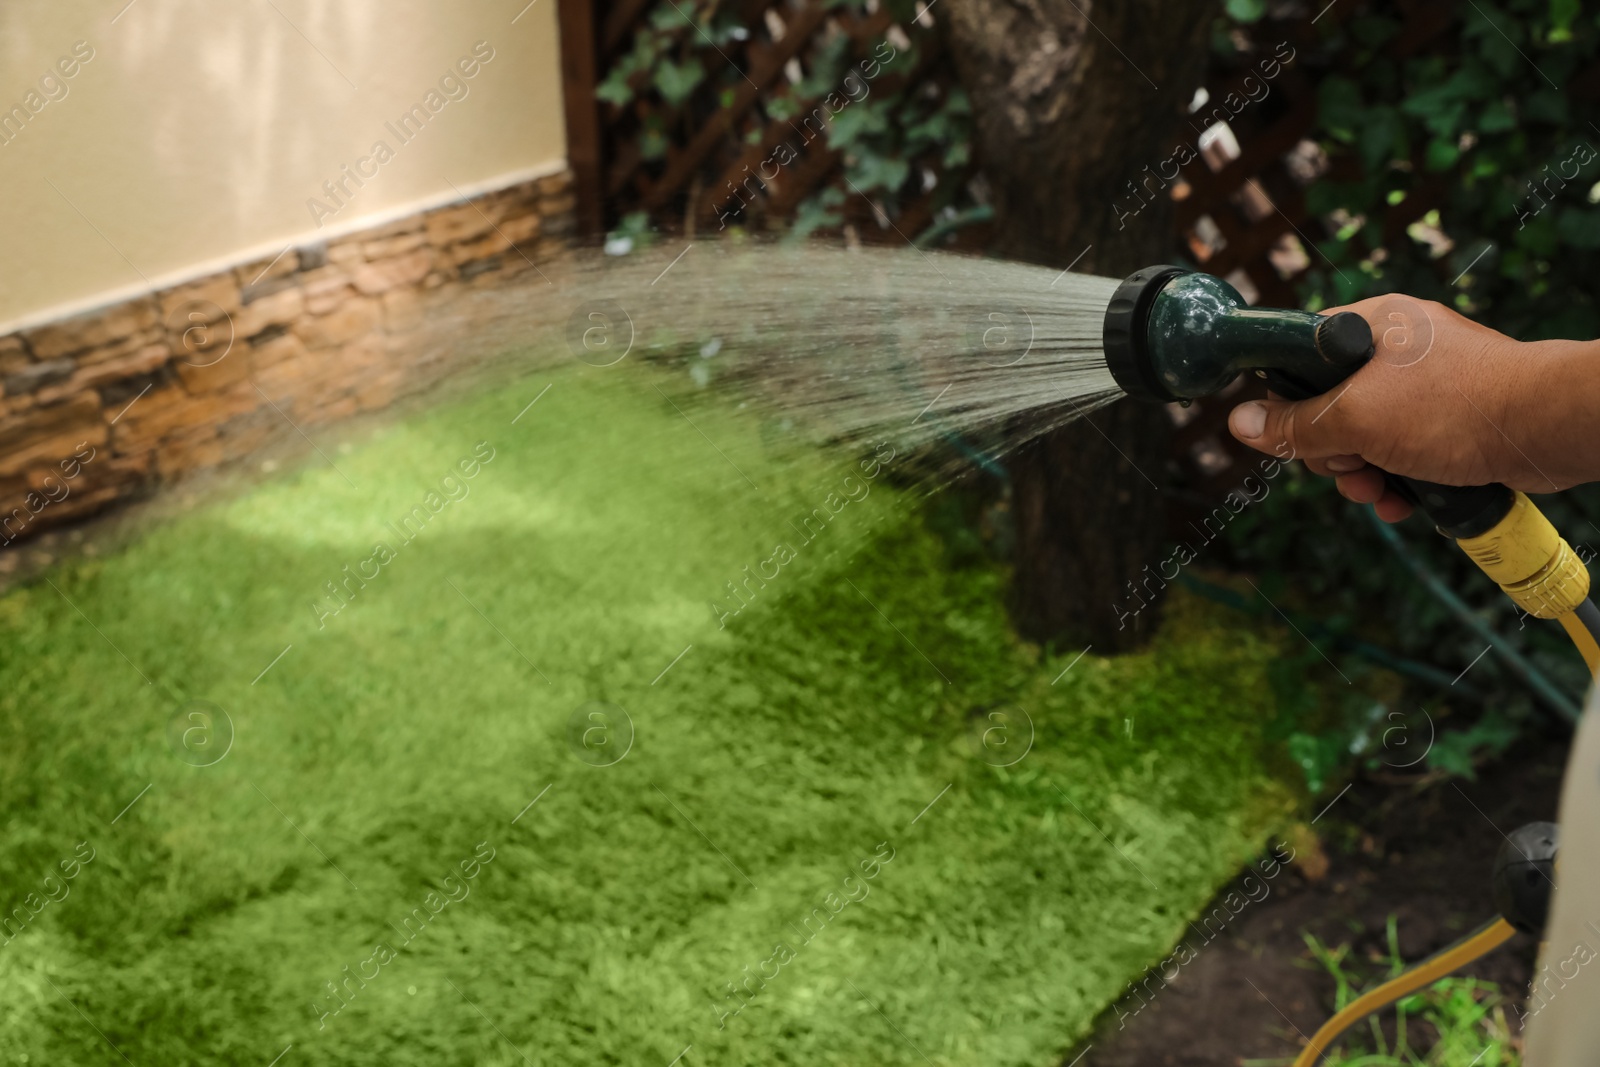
[1455, 492, 1590, 618]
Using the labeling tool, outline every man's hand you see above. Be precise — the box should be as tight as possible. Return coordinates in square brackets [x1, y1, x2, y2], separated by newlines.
[1226, 294, 1592, 522]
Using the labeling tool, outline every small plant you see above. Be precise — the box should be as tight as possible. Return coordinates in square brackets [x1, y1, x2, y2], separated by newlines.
[1279, 917, 1520, 1066]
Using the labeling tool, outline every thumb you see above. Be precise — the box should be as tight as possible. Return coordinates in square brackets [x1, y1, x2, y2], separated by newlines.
[1228, 397, 1348, 461]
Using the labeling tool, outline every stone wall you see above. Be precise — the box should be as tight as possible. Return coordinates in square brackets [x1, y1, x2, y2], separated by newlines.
[0, 169, 574, 548]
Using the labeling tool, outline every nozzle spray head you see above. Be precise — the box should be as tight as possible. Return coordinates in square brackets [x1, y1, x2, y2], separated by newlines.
[1102, 266, 1374, 403]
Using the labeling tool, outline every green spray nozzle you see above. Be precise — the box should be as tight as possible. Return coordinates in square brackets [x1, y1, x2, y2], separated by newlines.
[1100, 264, 1515, 538]
[1101, 266, 1373, 404]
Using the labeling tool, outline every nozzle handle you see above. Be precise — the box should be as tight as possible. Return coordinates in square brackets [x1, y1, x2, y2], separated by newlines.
[1255, 312, 1374, 397]
[1260, 321, 1515, 539]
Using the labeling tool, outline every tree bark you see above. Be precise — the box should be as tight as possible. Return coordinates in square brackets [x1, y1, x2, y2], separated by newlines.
[946, 0, 1212, 652]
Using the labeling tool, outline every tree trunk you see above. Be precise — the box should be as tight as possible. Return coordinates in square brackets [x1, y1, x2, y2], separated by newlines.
[946, 0, 1212, 652]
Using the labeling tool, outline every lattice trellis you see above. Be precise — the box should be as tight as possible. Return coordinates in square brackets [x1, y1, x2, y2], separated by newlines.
[561, 0, 986, 248]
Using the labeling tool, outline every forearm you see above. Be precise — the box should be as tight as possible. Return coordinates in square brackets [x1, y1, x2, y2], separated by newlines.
[1511, 338, 1600, 492]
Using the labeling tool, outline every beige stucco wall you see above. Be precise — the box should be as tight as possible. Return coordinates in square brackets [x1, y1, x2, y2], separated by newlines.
[0, 0, 567, 334]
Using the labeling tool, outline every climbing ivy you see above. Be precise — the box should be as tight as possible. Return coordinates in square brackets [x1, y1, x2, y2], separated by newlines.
[1296, 0, 1600, 338]
[1221, 1, 1600, 780]
[599, 0, 978, 244]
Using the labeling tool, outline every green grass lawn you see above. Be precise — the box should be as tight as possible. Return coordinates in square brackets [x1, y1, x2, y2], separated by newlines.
[0, 364, 1299, 1066]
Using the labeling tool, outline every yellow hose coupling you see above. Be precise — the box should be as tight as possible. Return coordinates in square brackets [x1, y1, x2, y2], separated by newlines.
[1456, 492, 1591, 618]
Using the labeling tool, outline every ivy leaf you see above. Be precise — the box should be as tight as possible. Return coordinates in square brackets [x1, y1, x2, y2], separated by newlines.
[826, 99, 891, 149]
[847, 153, 910, 195]
[1425, 137, 1460, 171]
[1524, 89, 1570, 125]
[1514, 211, 1561, 255]
[1550, 0, 1580, 40]
[796, 33, 852, 97]
[1399, 78, 1468, 137]
[1330, 259, 1370, 305]
[1556, 205, 1600, 248]
[653, 56, 705, 106]
[1430, 102, 1466, 138]
[1469, 152, 1503, 180]
[904, 109, 952, 149]
[1318, 76, 1364, 142]
[787, 187, 846, 242]
[1210, 22, 1241, 57]
[1398, 80, 1459, 119]
[1449, 59, 1498, 102]
[638, 126, 669, 161]
[1225, 0, 1266, 23]
[649, 1, 688, 31]
[1359, 105, 1405, 171]
[595, 33, 664, 107]
[1479, 98, 1516, 133]
[709, 14, 748, 44]
[596, 69, 636, 107]
[1306, 179, 1371, 218]
[1469, 8, 1523, 79]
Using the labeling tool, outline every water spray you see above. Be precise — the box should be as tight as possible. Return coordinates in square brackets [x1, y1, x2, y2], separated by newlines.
[1101, 265, 1597, 1064]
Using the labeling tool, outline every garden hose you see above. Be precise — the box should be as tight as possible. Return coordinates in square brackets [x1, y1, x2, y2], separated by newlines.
[1287, 918, 1518, 1067]
[1289, 819, 1564, 1066]
[1558, 600, 1600, 675]
[1287, 493, 1594, 1065]
[1365, 510, 1581, 722]
[1100, 266, 1600, 1061]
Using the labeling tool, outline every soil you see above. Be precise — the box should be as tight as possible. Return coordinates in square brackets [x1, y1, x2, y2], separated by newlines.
[1072, 730, 1572, 1066]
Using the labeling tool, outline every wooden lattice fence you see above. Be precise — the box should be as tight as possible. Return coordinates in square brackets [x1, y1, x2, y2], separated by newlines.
[558, 0, 984, 248]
